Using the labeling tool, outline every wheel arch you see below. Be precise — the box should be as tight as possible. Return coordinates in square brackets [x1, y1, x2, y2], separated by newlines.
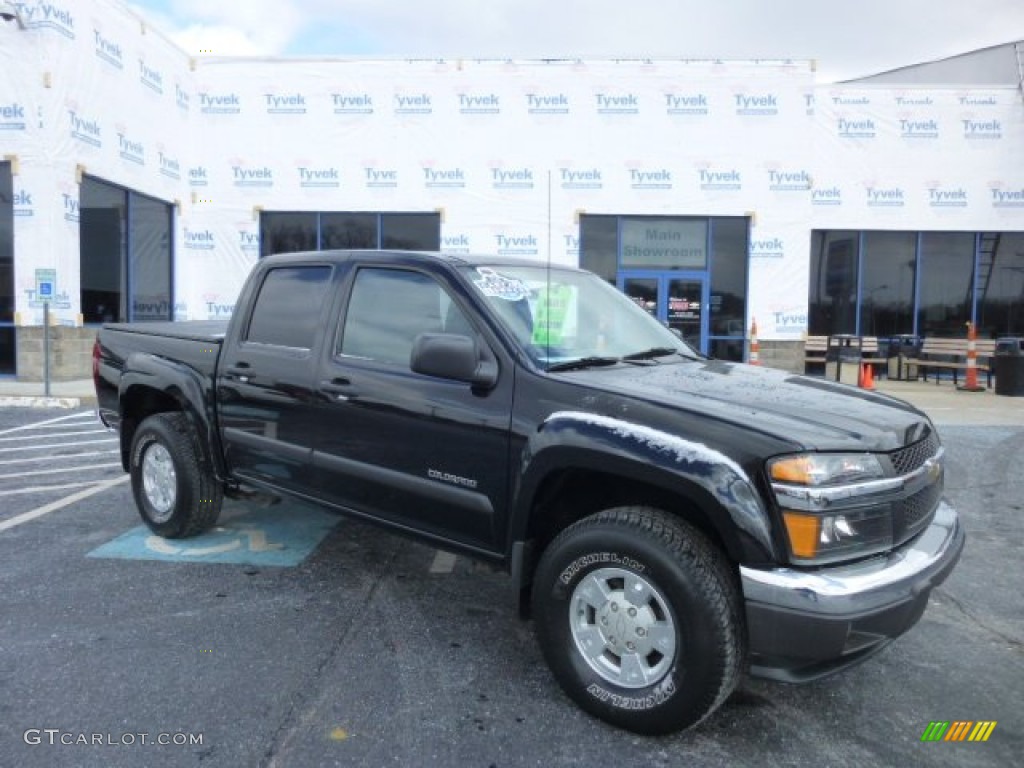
[117, 354, 223, 479]
[508, 441, 777, 612]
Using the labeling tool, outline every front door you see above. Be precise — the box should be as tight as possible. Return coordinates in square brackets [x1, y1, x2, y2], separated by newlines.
[618, 272, 709, 354]
[312, 264, 512, 553]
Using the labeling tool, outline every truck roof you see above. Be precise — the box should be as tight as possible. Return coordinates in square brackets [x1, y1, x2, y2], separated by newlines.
[259, 249, 586, 273]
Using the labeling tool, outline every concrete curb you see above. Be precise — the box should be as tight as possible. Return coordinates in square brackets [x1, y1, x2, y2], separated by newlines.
[0, 396, 84, 409]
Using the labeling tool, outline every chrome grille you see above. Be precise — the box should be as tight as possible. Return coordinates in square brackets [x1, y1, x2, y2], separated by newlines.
[893, 481, 942, 545]
[890, 431, 940, 475]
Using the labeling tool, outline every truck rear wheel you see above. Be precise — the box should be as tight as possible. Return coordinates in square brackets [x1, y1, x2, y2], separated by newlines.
[129, 412, 222, 538]
[531, 506, 745, 735]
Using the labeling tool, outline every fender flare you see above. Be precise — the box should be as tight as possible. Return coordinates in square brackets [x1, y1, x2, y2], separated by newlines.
[118, 352, 226, 480]
[509, 411, 777, 566]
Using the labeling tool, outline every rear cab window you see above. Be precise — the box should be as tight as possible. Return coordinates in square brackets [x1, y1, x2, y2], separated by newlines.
[246, 266, 333, 350]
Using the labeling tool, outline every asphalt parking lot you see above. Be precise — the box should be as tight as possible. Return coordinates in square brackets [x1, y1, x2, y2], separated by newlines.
[0, 405, 1021, 768]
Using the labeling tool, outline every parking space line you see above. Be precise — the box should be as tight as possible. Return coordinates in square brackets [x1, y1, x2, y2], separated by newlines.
[0, 438, 118, 454]
[0, 411, 96, 437]
[0, 462, 123, 480]
[34, 423, 99, 430]
[0, 481, 117, 497]
[0, 449, 121, 467]
[0, 429, 108, 442]
[34, 419, 99, 429]
[0, 475, 130, 533]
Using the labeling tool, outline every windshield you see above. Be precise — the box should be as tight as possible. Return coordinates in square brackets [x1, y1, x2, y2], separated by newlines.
[461, 264, 696, 368]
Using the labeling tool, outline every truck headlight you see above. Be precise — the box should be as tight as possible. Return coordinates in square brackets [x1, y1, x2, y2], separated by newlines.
[769, 453, 884, 487]
[769, 453, 893, 565]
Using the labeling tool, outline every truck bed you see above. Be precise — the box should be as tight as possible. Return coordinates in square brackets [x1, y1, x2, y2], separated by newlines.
[101, 320, 229, 343]
[94, 321, 229, 427]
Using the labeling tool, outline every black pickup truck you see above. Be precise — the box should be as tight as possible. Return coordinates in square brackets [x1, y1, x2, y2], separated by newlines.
[94, 250, 964, 734]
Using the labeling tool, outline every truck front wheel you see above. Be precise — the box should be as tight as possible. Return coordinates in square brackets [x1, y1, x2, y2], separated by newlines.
[129, 412, 222, 538]
[531, 507, 745, 735]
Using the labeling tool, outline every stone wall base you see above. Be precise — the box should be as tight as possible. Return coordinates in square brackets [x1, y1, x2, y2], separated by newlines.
[15, 326, 98, 381]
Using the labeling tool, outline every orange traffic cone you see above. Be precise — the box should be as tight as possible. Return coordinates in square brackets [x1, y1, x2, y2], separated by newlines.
[749, 318, 760, 365]
[859, 362, 876, 390]
[958, 322, 985, 392]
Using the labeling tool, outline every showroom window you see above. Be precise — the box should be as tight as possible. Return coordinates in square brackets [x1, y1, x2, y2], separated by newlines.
[916, 232, 974, 338]
[0, 161, 13, 375]
[579, 215, 617, 284]
[809, 230, 1021, 339]
[977, 232, 1024, 338]
[708, 217, 750, 361]
[80, 176, 173, 323]
[579, 214, 749, 361]
[860, 231, 916, 337]
[809, 230, 858, 336]
[260, 212, 440, 257]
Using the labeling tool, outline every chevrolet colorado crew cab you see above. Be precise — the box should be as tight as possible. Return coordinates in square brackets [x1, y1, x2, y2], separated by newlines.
[94, 250, 964, 734]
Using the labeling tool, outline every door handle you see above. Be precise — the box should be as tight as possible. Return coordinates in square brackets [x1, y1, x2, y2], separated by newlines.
[224, 362, 252, 382]
[320, 378, 355, 400]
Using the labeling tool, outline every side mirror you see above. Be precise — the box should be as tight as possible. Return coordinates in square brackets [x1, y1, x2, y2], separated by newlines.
[411, 333, 498, 388]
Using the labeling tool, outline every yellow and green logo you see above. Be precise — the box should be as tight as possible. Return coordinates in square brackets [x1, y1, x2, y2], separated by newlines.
[921, 721, 997, 742]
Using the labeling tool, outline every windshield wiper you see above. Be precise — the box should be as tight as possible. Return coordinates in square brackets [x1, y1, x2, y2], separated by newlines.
[621, 347, 682, 361]
[546, 356, 621, 372]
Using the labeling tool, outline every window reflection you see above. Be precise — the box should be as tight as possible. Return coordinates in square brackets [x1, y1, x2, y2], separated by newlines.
[381, 213, 440, 250]
[810, 229, 1023, 340]
[710, 218, 748, 337]
[80, 177, 173, 324]
[80, 178, 126, 323]
[259, 212, 317, 256]
[809, 231, 858, 335]
[260, 212, 441, 256]
[130, 196, 172, 321]
[321, 213, 376, 249]
[859, 231, 915, 337]
[917, 232, 974, 338]
[978, 232, 1024, 337]
[579, 215, 617, 283]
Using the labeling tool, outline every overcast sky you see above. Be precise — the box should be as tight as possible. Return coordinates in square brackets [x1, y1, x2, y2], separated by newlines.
[129, 0, 1024, 83]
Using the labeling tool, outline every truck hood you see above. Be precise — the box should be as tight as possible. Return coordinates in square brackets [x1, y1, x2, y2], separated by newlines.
[561, 357, 930, 453]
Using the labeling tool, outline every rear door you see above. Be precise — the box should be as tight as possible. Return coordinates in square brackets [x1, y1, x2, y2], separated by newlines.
[216, 263, 335, 493]
[312, 263, 513, 553]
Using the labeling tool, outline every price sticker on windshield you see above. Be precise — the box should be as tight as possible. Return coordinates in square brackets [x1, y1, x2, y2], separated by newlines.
[532, 284, 573, 346]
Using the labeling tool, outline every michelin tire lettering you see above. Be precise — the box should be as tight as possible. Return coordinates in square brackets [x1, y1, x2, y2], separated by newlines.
[586, 678, 677, 710]
[559, 552, 646, 585]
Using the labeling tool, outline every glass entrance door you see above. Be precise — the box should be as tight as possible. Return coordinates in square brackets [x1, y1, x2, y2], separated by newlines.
[618, 272, 709, 354]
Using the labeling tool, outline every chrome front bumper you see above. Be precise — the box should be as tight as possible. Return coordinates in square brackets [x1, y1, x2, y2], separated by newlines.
[740, 500, 964, 681]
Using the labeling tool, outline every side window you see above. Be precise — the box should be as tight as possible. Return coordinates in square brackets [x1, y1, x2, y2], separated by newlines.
[339, 269, 474, 366]
[246, 266, 332, 349]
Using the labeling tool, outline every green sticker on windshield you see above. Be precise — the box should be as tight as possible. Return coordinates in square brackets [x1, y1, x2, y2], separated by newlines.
[531, 285, 572, 346]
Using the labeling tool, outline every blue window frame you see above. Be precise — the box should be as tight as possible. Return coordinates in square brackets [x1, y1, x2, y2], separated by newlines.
[581, 214, 749, 361]
[810, 229, 1020, 340]
[80, 175, 174, 324]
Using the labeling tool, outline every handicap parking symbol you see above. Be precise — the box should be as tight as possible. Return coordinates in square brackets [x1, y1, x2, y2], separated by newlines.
[88, 501, 340, 566]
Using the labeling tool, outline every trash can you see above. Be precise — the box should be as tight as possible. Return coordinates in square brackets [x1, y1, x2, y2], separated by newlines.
[825, 334, 862, 386]
[994, 337, 1024, 396]
[887, 334, 921, 380]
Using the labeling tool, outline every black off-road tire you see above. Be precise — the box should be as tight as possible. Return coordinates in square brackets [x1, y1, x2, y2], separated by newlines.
[129, 412, 223, 538]
[531, 506, 745, 735]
